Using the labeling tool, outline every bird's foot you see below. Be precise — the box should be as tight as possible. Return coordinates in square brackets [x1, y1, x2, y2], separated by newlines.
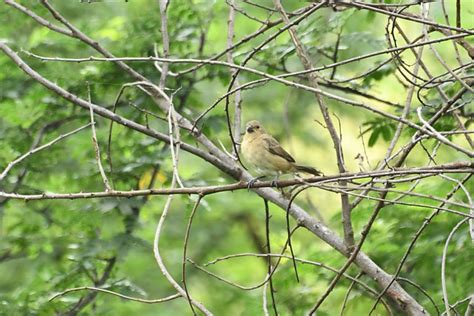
[271, 174, 281, 188]
[247, 176, 265, 190]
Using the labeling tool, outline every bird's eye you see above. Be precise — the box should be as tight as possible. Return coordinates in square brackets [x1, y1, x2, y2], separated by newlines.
[256, 126, 260, 129]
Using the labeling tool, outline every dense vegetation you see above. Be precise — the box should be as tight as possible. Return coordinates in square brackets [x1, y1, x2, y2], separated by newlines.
[0, 0, 472, 315]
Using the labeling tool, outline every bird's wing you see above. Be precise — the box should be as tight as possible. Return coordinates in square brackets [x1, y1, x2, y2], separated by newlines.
[263, 136, 295, 163]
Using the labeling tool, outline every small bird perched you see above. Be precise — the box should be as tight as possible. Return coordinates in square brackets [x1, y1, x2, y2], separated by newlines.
[241, 120, 321, 186]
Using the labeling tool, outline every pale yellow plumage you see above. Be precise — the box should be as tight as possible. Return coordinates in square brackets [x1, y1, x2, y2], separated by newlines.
[241, 120, 321, 178]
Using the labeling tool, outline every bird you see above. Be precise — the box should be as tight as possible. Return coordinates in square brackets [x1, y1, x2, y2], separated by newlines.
[241, 120, 321, 187]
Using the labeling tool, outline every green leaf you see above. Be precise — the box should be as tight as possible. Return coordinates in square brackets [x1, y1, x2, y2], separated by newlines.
[380, 125, 392, 141]
[368, 128, 380, 147]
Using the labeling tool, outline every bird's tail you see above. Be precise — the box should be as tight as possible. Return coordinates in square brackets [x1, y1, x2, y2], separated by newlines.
[294, 165, 322, 176]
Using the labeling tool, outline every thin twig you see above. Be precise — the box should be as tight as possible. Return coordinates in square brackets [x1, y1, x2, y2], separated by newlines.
[87, 83, 112, 192]
[273, 0, 355, 250]
[264, 199, 279, 316]
[182, 196, 203, 316]
[441, 218, 469, 316]
[153, 173, 211, 315]
[1, 162, 472, 201]
[226, 0, 242, 152]
[49, 286, 180, 304]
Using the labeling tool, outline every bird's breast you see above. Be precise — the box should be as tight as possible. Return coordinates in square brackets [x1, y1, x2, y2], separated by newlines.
[241, 135, 292, 175]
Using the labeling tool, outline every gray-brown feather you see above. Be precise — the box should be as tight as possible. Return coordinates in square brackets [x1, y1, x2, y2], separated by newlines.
[264, 137, 295, 163]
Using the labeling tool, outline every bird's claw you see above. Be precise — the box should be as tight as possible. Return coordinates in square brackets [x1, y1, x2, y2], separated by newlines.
[247, 178, 257, 190]
[271, 180, 279, 188]
[247, 176, 264, 190]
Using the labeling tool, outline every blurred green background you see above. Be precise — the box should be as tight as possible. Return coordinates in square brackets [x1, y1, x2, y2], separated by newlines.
[0, 0, 472, 315]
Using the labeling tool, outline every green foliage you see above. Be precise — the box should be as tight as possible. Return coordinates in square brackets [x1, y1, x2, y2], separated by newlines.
[361, 118, 397, 147]
[361, 63, 395, 88]
[0, 0, 472, 315]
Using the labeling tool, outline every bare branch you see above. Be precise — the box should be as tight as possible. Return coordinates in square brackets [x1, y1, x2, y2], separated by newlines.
[441, 218, 469, 316]
[273, 0, 354, 250]
[49, 287, 180, 304]
[1, 162, 471, 200]
[87, 83, 112, 192]
[153, 188, 211, 315]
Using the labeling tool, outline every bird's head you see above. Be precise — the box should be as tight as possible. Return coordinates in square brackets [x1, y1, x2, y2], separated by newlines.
[245, 120, 266, 135]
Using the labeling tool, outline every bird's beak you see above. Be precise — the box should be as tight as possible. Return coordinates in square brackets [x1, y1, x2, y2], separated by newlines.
[246, 127, 254, 133]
